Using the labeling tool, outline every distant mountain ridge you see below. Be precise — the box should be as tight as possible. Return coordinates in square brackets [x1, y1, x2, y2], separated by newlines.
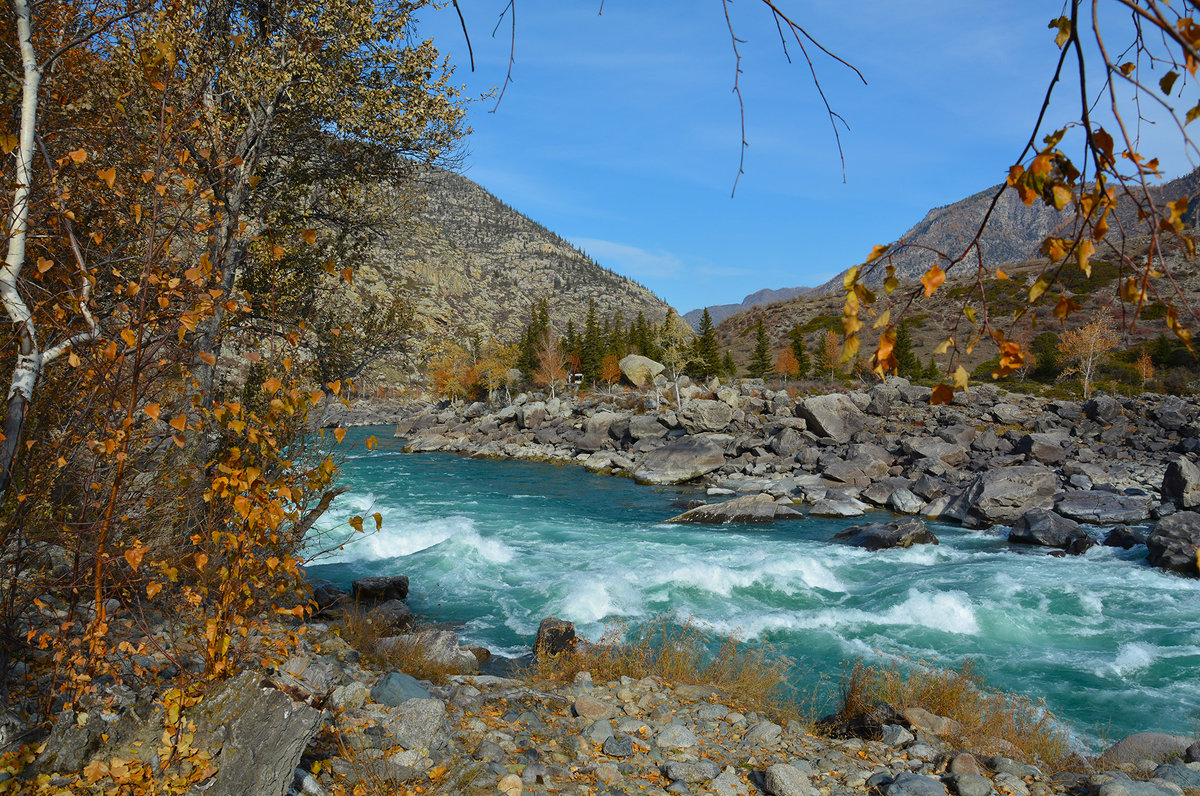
[684, 285, 809, 329]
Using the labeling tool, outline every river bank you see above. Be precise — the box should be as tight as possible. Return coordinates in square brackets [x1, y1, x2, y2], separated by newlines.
[388, 377, 1200, 574]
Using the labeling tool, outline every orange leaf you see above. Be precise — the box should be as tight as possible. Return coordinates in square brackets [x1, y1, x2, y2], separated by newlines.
[301, 229, 317, 246]
[68, 148, 87, 163]
[0, 134, 16, 155]
[144, 403, 161, 421]
[35, 257, 52, 273]
[97, 167, 116, 188]
[147, 582, 162, 598]
[920, 265, 945, 298]
[123, 545, 148, 572]
[930, 383, 954, 405]
[365, 435, 378, 451]
[169, 413, 187, 431]
[120, 328, 138, 347]
[349, 515, 364, 532]
[334, 428, 347, 444]
[263, 377, 282, 394]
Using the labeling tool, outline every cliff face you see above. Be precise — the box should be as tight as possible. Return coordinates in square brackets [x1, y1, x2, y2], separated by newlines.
[373, 168, 670, 341]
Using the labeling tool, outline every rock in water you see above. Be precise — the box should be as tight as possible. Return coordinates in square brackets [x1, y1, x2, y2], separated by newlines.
[797, 394, 866, 443]
[1008, 509, 1091, 552]
[942, 465, 1057, 527]
[351, 575, 409, 602]
[1053, 491, 1152, 524]
[665, 493, 784, 524]
[832, 518, 938, 551]
[1162, 457, 1200, 508]
[534, 616, 576, 658]
[632, 436, 726, 485]
[1146, 511, 1200, 576]
[618, 354, 665, 388]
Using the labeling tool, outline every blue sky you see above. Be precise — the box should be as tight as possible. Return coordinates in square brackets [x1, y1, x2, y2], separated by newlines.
[416, 2, 1196, 315]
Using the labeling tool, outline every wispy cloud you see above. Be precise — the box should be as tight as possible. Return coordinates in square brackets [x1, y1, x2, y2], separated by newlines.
[569, 238, 686, 280]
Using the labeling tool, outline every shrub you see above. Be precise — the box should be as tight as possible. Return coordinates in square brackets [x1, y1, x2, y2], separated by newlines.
[834, 659, 1076, 771]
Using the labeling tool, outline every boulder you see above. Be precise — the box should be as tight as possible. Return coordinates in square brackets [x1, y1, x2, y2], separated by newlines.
[763, 763, 815, 796]
[352, 575, 409, 602]
[1084, 395, 1123, 423]
[576, 411, 621, 452]
[534, 616, 576, 658]
[990, 403, 1026, 424]
[942, 465, 1057, 527]
[1103, 526, 1147, 549]
[516, 401, 547, 430]
[1008, 509, 1092, 552]
[885, 772, 950, 796]
[633, 436, 727, 485]
[1014, 433, 1069, 465]
[619, 355, 665, 388]
[902, 438, 967, 466]
[384, 698, 447, 751]
[1102, 732, 1194, 764]
[797, 394, 866, 443]
[380, 630, 480, 674]
[371, 671, 431, 706]
[1146, 512, 1200, 576]
[1053, 491, 1153, 525]
[678, 399, 734, 434]
[366, 599, 415, 633]
[188, 670, 322, 796]
[665, 493, 793, 524]
[1162, 458, 1200, 508]
[810, 495, 869, 517]
[888, 488, 925, 515]
[832, 518, 938, 551]
[627, 414, 668, 440]
[307, 578, 348, 612]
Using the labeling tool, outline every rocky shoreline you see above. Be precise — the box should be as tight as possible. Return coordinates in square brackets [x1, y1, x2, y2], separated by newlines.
[393, 376, 1200, 574]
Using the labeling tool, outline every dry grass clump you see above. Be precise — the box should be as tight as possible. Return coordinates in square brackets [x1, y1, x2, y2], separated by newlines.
[335, 607, 466, 685]
[838, 658, 1078, 772]
[523, 613, 805, 723]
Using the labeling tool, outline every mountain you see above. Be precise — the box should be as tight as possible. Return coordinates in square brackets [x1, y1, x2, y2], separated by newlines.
[683, 285, 809, 329]
[353, 167, 673, 374]
[811, 169, 1200, 295]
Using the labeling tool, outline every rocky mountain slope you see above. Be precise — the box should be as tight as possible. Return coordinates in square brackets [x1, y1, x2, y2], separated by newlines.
[355, 167, 672, 373]
[810, 169, 1200, 295]
[683, 285, 809, 329]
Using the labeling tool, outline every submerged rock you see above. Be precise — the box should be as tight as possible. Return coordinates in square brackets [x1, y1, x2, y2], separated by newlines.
[665, 493, 799, 524]
[832, 518, 938, 551]
[1054, 491, 1153, 525]
[1008, 509, 1091, 552]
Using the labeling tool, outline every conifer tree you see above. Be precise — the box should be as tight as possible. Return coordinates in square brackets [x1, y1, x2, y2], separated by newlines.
[788, 324, 809, 379]
[722, 350, 738, 379]
[894, 322, 921, 378]
[748, 319, 773, 378]
[609, 310, 627, 357]
[923, 357, 940, 380]
[581, 298, 602, 384]
[691, 308, 721, 380]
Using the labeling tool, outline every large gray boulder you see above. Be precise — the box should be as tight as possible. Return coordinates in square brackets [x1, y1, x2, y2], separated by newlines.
[190, 671, 323, 796]
[678, 399, 734, 434]
[1015, 432, 1069, 465]
[665, 493, 800, 524]
[576, 411, 621, 452]
[385, 698, 447, 751]
[1162, 458, 1200, 508]
[1053, 491, 1153, 525]
[1009, 509, 1092, 552]
[1146, 511, 1200, 576]
[943, 465, 1057, 527]
[1102, 732, 1194, 764]
[797, 394, 866, 443]
[627, 414, 668, 440]
[833, 518, 938, 551]
[619, 354, 665, 388]
[633, 436, 726, 485]
[902, 438, 967, 466]
[763, 762, 815, 796]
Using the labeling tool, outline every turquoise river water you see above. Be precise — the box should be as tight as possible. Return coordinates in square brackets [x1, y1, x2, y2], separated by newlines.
[304, 427, 1200, 749]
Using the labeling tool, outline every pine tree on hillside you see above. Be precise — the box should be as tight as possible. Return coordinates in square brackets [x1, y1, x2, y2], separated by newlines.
[748, 319, 773, 378]
[894, 322, 920, 378]
[609, 310, 627, 357]
[581, 298, 602, 384]
[517, 299, 550, 382]
[722, 350, 737, 379]
[788, 324, 809, 379]
[690, 308, 721, 380]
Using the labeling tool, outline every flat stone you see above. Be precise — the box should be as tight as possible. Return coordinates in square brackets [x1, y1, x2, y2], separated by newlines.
[663, 759, 720, 783]
[385, 698, 446, 751]
[798, 394, 866, 443]
[943, 465, 1058, 527]
[602, 734, 634, 758]
[742, 720, 783, 747]
[633, 436, 727, 485]
[656, 723, 699, 749]
[1054, 491, 1153, 525]
[1103, 732, 1195, 764]
[574, 694, 616, 720]
[886, 772, 950, 796]
[370, 671, 430, 706]
[763, 762, 815, 796]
